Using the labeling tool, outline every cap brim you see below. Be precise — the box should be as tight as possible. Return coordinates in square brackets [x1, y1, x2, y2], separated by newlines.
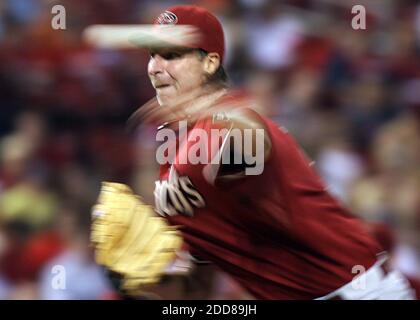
[83, 24, 202, 49]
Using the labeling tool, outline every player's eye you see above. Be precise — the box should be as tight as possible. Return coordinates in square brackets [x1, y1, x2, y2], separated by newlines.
[161, 52, 182, 60]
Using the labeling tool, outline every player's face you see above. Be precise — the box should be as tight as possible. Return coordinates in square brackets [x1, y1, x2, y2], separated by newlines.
[148, 48, 206, 106]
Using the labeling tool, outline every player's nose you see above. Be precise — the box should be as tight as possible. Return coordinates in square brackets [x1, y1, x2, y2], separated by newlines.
[148, 54, 165, 76]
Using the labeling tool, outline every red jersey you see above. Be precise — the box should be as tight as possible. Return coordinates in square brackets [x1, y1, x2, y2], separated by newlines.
[154, 93, 382, 299]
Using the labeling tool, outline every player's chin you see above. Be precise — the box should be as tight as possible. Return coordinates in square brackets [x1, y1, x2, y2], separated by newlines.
[156, 89, 177, 106]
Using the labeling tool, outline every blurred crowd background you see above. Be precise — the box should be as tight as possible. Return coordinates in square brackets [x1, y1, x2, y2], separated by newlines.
[0, 0, 419, 299]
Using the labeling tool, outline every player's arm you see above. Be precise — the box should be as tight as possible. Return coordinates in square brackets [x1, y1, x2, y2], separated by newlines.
[210, 108, 272, 184]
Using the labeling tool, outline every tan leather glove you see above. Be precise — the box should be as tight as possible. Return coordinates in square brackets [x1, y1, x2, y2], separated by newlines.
[91, 182, 182, 295]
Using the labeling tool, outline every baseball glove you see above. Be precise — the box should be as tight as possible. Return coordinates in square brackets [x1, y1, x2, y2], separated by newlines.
[90, 181, 183, 296]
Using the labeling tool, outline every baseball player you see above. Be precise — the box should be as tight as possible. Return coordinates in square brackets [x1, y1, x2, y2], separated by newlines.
[89, 5, 417, 300]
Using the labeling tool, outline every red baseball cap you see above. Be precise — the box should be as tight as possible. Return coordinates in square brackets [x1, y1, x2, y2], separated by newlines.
[152, 5, 225, 62]
[83, 6, 225, 62]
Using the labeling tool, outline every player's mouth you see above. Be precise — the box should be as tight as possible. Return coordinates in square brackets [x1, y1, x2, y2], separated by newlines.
[156, 84, 170, 88]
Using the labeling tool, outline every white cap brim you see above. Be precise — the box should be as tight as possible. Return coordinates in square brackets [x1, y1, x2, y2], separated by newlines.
[82, 24, 202, 49]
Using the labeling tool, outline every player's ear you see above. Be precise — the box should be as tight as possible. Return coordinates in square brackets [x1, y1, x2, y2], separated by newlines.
[202, 52, 220, 77]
